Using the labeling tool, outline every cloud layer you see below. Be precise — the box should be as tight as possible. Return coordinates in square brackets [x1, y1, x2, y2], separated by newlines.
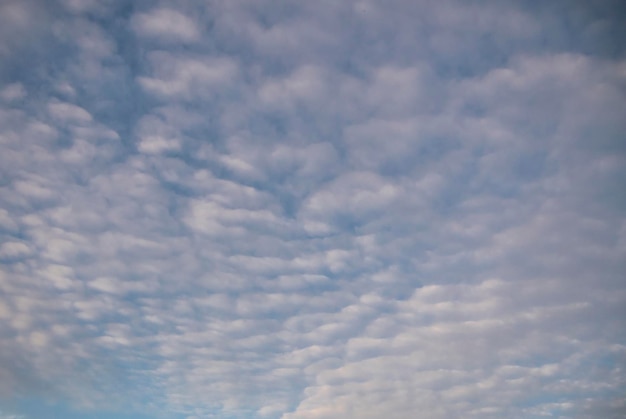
[1, 0, 625, 418]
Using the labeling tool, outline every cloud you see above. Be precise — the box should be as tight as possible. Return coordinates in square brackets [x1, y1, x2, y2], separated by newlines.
[47, 100, 93, 123]
[138, 52, 238, 99]
[0, 83, 26, 102]
[0, 241, 32, 260]
[132, 8, 201, 43]
[0, 0, 625, 418]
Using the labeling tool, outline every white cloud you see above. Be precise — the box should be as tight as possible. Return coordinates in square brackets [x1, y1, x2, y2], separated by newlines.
[298, 171, 399, 234]
[138, 52, 238, 99]
[258, 65, 329, 108]
[137, 135, 181, 154]
[0, 0, 624, 418]
[0, 83, 25, 101]
[0, 241, 32, 259]
[132, 8, 201, 42]
[47, 100, 93, 123]
[61, 0, 108, 15]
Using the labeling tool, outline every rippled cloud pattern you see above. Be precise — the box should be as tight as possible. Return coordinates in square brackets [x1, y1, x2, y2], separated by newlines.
[1, 0, 625, 418]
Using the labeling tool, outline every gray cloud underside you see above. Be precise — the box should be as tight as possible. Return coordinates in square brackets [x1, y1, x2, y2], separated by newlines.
[1, 0, 625, 418]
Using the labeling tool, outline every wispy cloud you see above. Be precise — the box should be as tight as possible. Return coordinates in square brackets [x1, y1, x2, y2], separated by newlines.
[132, 8, 201, 43]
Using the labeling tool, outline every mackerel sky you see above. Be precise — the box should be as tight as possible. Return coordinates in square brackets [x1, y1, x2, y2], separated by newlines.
[1, 0, 625, 418]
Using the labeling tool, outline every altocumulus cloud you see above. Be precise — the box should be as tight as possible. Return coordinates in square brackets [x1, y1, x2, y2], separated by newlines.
[1, 0, 625, 418]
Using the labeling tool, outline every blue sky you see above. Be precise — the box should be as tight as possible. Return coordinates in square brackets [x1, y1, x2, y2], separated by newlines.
[0, 0, 625, 418]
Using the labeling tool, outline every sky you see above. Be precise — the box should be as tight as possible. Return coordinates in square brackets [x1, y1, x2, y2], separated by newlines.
[0, 0, 625, 418]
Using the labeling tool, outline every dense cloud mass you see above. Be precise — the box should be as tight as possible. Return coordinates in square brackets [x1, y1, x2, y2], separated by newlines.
[1, 0, 625, 418]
